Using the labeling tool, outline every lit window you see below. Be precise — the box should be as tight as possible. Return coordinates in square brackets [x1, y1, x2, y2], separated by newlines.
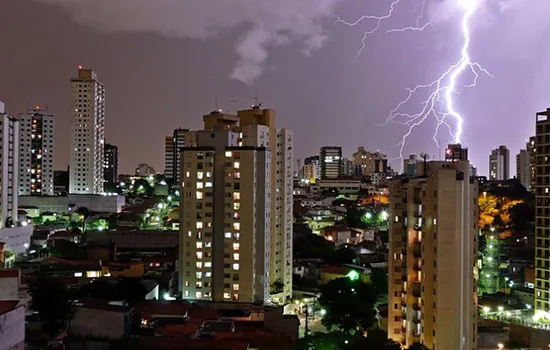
[196, 291, 202, 299]
[233, 263, 240, 271]
[205, 262, 212, 268]
[234, 162, 240, 169]
[182, 182, 185, 187]
[185, 280, 190, 287]
[188, 231, 192, 237]
[205, 242, 212, 248]
[224, 293, 231, 299]
[233, 243, 240, 251]
[225, 232, 232, 238]
[206, 272, 212, 277]
[225, 151, 233, 157]
[197, 222, 203, 229]
[233, 253, 240, 261]
[206, 172, 212, 178]
[74, 272, 83, 277]
[197, 182, 204, 189]
[186, 171, 190, 178]
[196, 242, 203, 249]
[233, 223, 240, 230]
[195, 282, 203, 288]
[394, 216, 399, 222]
[433, 218, 437, 225]
[196, 252, 203, 259]
[205, 182, 212, 188]
[196, 262, 203, 269]
[197, 172, 204, 179]
[233, 192, 240, 200]
[546, 188, 549, 194]
[233, 294, 239, 301]
[234, 233, 240, 240]
[233, 203, 240, 210]
[234, 172, 240, 179]
[184, 290, 190, 297]
[233, 284, 239, 291]
[86, 271, 100, 278]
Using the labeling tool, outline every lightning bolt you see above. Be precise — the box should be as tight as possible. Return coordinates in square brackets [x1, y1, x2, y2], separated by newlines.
[338, 0, 491, 166]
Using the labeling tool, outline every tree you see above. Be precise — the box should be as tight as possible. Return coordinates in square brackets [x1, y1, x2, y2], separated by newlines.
[343, 207, 367, 229]
[509, 201, 535, 231]
[318, 277, 378, 334]
[344, 330, 401, 350]
[333, 246, 357, 265]
[295, 331, 348, 350]
[370, 268, 388, 296]
[28, 274, 72, 335]
[49, 240, 85, 260]
[271, 279, 284, 293]
[294, 233, 335, 261]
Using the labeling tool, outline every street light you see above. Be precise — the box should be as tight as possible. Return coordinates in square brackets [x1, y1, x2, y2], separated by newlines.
[498, 306, 504, 312]
[498, 343, 504, 349]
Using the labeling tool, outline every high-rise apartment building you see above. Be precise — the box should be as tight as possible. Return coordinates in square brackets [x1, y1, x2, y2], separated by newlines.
[489, 145, 510, 181]
[238, 107, 293, 302]
[164, 128, 197, 185]
[444, 143, 468, 162]
[529, 136, 536, 192]
[0, 102, 19, 228]
[18, 107, 54, 196]
[69, 67, 105, 194]
[517, 147, 531, 191]
[352, 147, 387, 176]
[178, 107, 293, 304]
[104, 143, 118, 186]
[320, 146, 343, 179]
[535, 109, 550, 314]
[388, 157, 478, 349]
[302, 155, 320, 181]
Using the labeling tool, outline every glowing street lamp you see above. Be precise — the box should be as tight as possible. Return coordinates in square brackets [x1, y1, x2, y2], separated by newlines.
[365, 212, 372, 220]
[346, 270, 360, 281]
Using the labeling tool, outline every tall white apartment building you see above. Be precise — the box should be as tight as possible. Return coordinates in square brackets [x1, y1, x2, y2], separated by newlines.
[18, 107, 54, 196]
[489, 145, 510, 181]
[388, 159, 478, 349]
[164, 128, 197, 185]
[0, 102, 19, 228]
[238, 107, 293, 303]
[69, 67, 105, 194]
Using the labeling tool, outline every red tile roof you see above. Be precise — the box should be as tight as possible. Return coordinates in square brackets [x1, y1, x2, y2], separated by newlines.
[0, 300, 19, 315]
[321, 265, 352, 275]
[0, 269, 19, 278]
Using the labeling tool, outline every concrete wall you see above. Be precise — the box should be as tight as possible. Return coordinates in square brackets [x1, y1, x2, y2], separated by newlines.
[0, 305, 25, 350]
[0, 226, 33, 254]
[69, 194, 125, 213]
[0, 276, 18, 301]
[19, 196, 69, 214]
[71, 308, 125, 339]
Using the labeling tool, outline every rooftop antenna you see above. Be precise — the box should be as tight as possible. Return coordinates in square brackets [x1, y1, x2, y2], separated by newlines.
[231, 100, 239, 113]
[420, 153, 430, 176]
[253, 88, 261, 108]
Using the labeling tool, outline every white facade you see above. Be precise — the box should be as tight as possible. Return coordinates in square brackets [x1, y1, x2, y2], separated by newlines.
[0, 303, 25, 350]
[516, 148, 531, 191]
[69, 68, 105, 194]
[18, 107, 54, 196]
[489, 145, 510, 180]
[0, 103, 19, 228]
[0, 226, 33, 254]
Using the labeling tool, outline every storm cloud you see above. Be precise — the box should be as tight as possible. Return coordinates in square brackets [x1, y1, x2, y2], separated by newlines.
[34, 0, 343, 84]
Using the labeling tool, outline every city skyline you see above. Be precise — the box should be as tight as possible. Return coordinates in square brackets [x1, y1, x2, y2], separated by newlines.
[0, 1, 546, 176]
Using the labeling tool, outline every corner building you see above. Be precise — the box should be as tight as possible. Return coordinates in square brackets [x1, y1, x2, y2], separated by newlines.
[388, 159, 478, 349]
[179, 107, 292, 304]
[535, 109, 550, 314]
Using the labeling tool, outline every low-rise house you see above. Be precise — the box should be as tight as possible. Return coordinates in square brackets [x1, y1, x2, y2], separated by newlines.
[71, 300, 131, 339]
[320, 264, 371, 284]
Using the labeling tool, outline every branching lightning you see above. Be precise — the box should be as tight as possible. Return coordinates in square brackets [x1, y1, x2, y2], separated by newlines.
[337, 0, 491, 163]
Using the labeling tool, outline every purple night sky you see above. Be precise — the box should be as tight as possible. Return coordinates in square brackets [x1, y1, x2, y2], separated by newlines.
[0, 0, 547, 175]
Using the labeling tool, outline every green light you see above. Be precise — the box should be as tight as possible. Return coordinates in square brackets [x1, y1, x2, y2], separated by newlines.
[365, 212, 372, 219]
[346, 270, 360, 281]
